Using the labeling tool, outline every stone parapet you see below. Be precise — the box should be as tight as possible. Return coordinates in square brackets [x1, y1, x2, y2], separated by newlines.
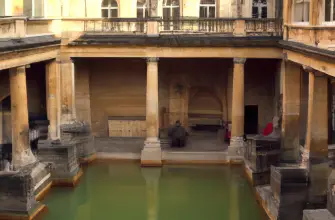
[0, 164, 46, 220]
[37, 140, 82, 186]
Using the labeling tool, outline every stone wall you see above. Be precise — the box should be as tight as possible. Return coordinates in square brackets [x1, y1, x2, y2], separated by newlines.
[87, 58, 277, 137]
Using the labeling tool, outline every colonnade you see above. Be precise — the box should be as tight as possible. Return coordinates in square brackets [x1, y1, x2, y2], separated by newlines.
[7, 55, 331, 170]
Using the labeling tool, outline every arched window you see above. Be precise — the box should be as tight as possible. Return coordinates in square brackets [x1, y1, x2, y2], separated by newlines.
[101, 0, 118, 18]
[199, 0, 216, 18]
[252, 0, 267, 18]
[137, 0, 148, 18]
[163, 0, 180, 19]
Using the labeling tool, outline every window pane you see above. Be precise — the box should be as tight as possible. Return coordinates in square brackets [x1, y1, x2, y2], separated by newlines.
[110, 0, 118, 7]
[261, 7, 267, 18]
[199, 6, 207, 18]
[294, 2, 309, 22]
[34, 0, 44, 17]
[111, 9, 118, 17]
[209, 6, 215, 17]
[102, 0, 109, 7]
[172, 7, 180, 18]
[163, 8, 170, 19]
[102, 9, 108, 17]
[137, 8, 143, 18]
[23, 0, 32, 17]
[333, 1, 335, 21]
[252, 7, 258, 18]
[171, 0, 179, 6]
[200, 0, 215, 4]
[0, 0, 5, 16]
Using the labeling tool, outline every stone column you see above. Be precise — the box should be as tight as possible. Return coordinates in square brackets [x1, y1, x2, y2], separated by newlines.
[281, 61, 301, 163]
[9, 66, 36, 170]
[283, 0, 293, 39]
[58, 57, 76, 124]
[46, 59, 61, 140]
[141, 57, 162, 167]
[228, 58, 246, 160]
[302, 68, 329, 205]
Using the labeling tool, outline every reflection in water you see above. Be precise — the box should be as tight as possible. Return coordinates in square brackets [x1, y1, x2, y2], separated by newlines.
[43, 163, 266, 220]
[142, 168, 161, 220]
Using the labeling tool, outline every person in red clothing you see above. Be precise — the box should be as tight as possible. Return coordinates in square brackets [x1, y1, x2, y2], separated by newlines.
[263, 121, 273, 136]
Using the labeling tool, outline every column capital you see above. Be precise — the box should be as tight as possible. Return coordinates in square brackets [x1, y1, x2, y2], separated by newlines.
[146, 57, 159, 63]
[303, 65, 325, 77]
[233, 58, 246, 64]
[56, 57, 74, 64]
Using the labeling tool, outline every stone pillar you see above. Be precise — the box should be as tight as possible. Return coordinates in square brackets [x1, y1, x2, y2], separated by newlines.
[228, 58, 246, 161]
[281, 61, 301, 163]
[237, 0, 242, 18]
[9, 66, 36, 170]
[46, 59, 61, 140]
[141, 57, 162, 167]
[141, 168, 161, 220]
[302, 68, 329, 206]
[283, 0, 293, 39]
[58, 57, 76, 124]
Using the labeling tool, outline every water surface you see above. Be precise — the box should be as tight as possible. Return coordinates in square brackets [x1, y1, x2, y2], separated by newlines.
[43, 162, 267, 220]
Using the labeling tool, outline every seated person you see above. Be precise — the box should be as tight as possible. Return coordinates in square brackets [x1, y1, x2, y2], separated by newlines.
[168, 120, 188, 148]
[29, 122, 40, 154]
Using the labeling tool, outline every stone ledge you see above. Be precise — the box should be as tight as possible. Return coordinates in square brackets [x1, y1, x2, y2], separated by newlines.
[303, 209, 335, 220]
[0, 203, 47, 220]
[52, 168, 83, 187]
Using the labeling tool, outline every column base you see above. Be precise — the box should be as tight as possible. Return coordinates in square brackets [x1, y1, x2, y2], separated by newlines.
[32, 162, 52, 201]
[0, 165, 48, 220]
[141, 139, 162, 167]
[228, 136, 245, 162]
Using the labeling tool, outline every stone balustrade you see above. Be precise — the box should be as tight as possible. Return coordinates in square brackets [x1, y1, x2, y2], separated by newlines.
[285, 24, 335, 50]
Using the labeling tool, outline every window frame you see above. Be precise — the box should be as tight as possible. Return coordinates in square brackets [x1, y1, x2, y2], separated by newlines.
[137, 1, 148, 18]
[101, 0, 119, 18]
[251, 0, 268, 18]
[291, 0, 310, 25]
[162, 0, 180, 19]
[323, 0, 335, 24]
[199, 0, 216, 18]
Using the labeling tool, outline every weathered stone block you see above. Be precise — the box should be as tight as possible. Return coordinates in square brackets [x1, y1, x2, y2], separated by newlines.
[245, 136, 281, 173]
[0, 164, 46, 219]
[303, 209, 335, 220]
[38, 140, 82, 186]
[269, 165, 309, 220]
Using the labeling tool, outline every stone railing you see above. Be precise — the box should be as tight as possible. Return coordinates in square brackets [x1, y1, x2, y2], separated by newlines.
[159, 18, 235, 34]
[245, 18, 283, 36]
[83, 18, 148, 33]
[285, 24, 335, 50]
[0, 17, 283, 40]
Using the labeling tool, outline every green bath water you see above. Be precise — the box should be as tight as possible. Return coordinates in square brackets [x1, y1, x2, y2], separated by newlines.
[43, 162, 267, 220]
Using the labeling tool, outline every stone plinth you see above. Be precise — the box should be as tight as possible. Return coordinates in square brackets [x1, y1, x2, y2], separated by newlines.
[141, 139, 162, 167]
[228, 136, 245, 162]
[303, 209, 335, 220]
[0, 164, 46, 220]
[60, 121, 96, 164]
[244, 136, 281, 185]
[38, 140, 82, 186]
